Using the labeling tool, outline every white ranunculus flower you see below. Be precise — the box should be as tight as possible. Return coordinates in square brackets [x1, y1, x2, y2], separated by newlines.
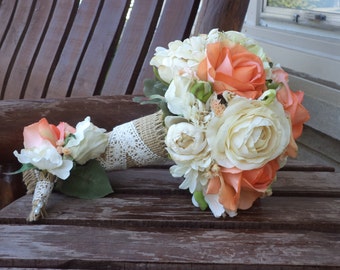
[150, 35, 207, 83]
[13, 141, 73, 180]
[165, 120, 211, 193]
[64, 117, 108, 165]
[165, 121, 207, 163]
[206, 94, 291, 170]
[164, 76, 195, 116]
[164, 76, 212, 124]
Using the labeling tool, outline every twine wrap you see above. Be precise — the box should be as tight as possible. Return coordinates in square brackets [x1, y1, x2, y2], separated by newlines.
[23, 169, 38, 194]
[98, 111, 169, 170]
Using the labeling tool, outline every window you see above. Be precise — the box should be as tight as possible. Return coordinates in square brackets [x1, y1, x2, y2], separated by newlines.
[242, 0, 340, 142]
[262, 0, 340, 33]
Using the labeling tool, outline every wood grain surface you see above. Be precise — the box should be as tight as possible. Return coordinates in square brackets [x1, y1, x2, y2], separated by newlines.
[1, 168, 339, 268]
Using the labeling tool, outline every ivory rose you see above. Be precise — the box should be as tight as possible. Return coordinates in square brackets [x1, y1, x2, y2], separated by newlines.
[64, 117, 108, 165]
[165, 120, 208, 164]
[206, 93, 291, 170]
[197, 42, 266, 99]
[165, 118, 211, 192]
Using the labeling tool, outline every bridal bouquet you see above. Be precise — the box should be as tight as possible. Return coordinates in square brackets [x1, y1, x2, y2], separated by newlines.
[138, 29, 310, 217]
[13, 29, 310, 220]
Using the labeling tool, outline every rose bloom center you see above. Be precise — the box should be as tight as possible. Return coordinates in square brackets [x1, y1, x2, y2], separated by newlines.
[176, 132, 195, 149]
[230, 117, 274, 158]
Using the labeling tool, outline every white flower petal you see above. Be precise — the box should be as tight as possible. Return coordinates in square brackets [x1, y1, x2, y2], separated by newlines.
[14, 141, 73, 179]
[204, 193, 225, 218]
[65, 117, 108, 165]
[49, 159, 74, 180]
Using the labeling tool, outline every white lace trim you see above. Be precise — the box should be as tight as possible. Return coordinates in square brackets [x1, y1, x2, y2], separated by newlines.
[28, 171, 56, 220]
[99, 121, 165, 170]
[32, 171, 55, 206]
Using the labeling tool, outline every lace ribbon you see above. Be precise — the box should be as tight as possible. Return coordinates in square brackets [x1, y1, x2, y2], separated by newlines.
[27, 170, 56, 221]
[98, 120, 167, 170]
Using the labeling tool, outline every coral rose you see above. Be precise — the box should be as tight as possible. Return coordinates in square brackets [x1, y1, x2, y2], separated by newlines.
[197, 42, 266, 99]
[23, 118, 75, 149]
[14, 118, 76, 179]
[23, 118, 60, 149]
[273, 68, 310, 139]
[206, 159, 280, 215]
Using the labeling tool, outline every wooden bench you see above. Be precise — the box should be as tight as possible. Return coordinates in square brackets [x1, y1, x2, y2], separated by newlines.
[1, 0, 340, 269]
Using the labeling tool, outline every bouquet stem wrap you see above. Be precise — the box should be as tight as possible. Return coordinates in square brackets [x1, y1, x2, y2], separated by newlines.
[97, 110, 168, 170]
[26, 170, 57, 222]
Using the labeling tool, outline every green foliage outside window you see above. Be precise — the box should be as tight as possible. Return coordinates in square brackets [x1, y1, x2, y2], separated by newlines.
[267, 0, 330, 10]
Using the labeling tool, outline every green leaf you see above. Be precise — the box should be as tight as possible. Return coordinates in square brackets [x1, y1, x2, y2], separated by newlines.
[4, 163, 36, 175]
[55, 159, 113, 199]
[143, 79, 168, 98]
[193, 191, 208, 211]
[190, 81, 213, 103]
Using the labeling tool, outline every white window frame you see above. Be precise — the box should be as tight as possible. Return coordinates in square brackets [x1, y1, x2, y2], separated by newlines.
[242, 0, 340, 140]
[262, 0, 340, 32]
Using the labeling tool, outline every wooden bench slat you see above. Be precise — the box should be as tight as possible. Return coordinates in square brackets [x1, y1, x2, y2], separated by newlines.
[70, 0, 129, 97]
[1, 192, 339, 232]
[273, 171, 340, 196]
[0, 164, 26, 209]
[133, 0, 198, 95]
[0, 0, 34, 99]
[101, 0, 160, 96]
[106, 169, 340, 196]
[191, 0, 250, 36]
[0, 0, 16, 47]
[0, 224, 339, 268]
[282, 159, 335, 172]
[22, 0, 78, 99]
[2, 168, 338, 232]
[4, 0, 54, 100]
[45, 0, 103, 98]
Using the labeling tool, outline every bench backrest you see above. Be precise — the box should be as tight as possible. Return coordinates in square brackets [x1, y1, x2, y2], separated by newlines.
[0, 0, 249, 100]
